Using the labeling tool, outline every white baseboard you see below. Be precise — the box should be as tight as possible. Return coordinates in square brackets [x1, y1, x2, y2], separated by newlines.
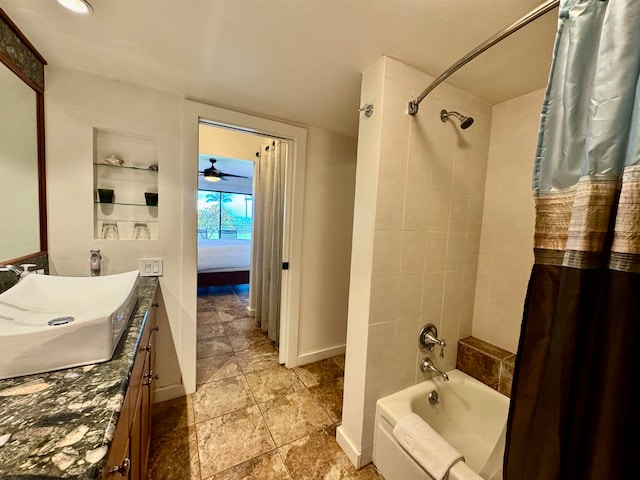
[153, 383, 186, 404]
[336, 425, 373, 469]
[296, 344, 346, 366]
[246, 306, 255, 317]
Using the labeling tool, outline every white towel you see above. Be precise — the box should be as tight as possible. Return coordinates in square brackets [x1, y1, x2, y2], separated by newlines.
[393, 413, 464, 480]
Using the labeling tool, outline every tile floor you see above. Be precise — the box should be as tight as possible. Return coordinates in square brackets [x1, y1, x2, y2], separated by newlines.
[148, 284, 384, 480]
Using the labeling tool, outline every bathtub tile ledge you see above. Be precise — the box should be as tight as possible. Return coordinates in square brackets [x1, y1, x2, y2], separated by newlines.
[457, 336, 515, 397]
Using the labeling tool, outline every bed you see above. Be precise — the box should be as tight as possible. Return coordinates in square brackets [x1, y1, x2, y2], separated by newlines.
[197, 238, 251, 287]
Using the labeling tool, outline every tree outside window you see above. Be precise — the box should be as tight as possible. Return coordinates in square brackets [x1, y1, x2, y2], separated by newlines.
[198, 191, 252, 240]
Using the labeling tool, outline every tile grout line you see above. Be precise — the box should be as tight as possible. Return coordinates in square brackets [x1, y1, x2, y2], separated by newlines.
[192, 287, 349, 479]
[231, 289, 287, 478]
[276, 445, 295, 480]
[197, 288, 284, 477]
[226, 287, 297, 478]
[290, 369, 338, 426]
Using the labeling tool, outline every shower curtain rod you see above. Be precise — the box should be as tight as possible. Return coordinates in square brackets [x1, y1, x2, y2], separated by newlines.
[408, 0, 560, 116]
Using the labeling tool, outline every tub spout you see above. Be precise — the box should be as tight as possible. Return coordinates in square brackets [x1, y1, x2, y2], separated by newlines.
[420, 357, 449, 381]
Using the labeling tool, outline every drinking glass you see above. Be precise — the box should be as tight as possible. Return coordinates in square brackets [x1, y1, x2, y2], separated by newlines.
[133, 222, 150, 240]
[101, 222, 119, 239]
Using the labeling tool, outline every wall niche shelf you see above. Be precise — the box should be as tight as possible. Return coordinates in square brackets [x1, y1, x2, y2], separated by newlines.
[93, 128, 159, 240]
[93, 162, 158, 172]
[94, 201, 159, 207]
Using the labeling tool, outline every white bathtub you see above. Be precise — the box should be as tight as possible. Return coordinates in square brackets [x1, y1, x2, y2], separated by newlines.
[373, 369, 510, 480]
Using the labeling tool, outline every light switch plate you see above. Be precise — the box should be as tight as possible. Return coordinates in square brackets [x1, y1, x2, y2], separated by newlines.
[140, 258, 163, 277]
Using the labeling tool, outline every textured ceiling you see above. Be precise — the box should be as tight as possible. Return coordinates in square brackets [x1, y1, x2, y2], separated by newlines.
[0, 0, 557, 137]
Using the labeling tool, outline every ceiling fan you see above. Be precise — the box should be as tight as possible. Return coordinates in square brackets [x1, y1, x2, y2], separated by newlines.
[199, 158, 249, 182]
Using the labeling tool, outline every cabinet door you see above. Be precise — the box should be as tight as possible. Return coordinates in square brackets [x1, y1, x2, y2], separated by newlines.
[128, 322, 151, 432]
[149, 315, 158, 407]
[103, 291, 159, 480]
[140, 371, 152, 478]
[141, 303, 157, 478]
[103, 418, 131, 479]
[130, 350, 150, 480]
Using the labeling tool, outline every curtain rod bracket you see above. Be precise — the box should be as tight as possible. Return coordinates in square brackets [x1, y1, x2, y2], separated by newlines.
[408, 100, 419, 116]
[359, 103, 374, 118]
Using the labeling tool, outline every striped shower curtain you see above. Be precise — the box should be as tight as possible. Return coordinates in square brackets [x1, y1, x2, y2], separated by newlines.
[504, 1, 640, 478]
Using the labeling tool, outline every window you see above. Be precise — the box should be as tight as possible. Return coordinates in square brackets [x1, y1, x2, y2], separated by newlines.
[197, 190, 253, 240]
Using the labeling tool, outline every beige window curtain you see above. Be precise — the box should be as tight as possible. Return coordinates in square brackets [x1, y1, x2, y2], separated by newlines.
[250, 140, 287, 344]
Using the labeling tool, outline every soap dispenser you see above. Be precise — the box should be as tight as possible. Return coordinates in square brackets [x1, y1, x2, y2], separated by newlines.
[90, 249, 102, 276]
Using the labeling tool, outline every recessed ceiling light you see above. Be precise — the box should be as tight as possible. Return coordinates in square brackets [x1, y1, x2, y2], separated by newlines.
[56, 0, 94, 15]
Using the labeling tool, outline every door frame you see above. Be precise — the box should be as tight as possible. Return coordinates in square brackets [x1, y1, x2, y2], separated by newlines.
[182, 100, 307, 393]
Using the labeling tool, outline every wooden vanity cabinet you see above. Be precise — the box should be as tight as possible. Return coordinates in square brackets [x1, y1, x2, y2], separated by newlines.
[104, 298, 158, 479]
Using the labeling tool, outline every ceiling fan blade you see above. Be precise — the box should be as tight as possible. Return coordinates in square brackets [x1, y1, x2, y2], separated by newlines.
[219, 173, 249, 179]
[200, 158, 249, 180]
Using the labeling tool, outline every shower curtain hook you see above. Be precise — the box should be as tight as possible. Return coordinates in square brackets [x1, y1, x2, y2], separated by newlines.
[359, 103, 374, 118]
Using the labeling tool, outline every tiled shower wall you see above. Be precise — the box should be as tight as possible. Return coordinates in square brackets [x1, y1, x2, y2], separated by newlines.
[472, 89, 544, 353]
[339, 56, 492, 466]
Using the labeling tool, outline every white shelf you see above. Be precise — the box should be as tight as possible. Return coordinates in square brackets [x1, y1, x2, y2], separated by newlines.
[93, 128, 159, 240]
[94, 162, 158, 172]
[95, 201, 158, 207]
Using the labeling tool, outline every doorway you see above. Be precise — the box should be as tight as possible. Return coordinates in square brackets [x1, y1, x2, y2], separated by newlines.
[182, 101, 308, 395]
[196, 124, 261, 290]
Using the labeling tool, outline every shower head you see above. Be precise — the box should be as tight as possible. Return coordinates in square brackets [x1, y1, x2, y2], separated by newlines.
[440, 109, 474, 129]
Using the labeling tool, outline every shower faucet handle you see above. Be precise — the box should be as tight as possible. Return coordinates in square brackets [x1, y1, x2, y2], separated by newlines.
[433, 335, 446, 358]
[419, 323, 446, 358]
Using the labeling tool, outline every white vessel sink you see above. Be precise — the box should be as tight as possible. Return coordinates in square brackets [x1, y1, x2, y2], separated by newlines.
[0, 270, 139, 380]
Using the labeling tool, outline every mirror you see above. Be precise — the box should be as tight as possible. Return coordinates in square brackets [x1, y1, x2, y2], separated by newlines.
[0, 61, 39, 259]
[0, 8, 47, 263]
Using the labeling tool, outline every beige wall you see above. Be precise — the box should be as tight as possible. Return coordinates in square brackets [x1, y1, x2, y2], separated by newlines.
[472, 88, 544, 353]
[338, 56, 491, 467]
[199, 124, 265, 162]
[46, 66, 187, 400]
[45, 66, 356, 401]
[298, 126, 356, 360]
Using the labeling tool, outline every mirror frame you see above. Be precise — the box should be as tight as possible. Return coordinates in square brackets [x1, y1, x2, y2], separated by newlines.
[0, 7, 47, 263]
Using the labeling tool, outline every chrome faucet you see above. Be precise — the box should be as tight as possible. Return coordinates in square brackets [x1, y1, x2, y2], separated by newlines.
[419, 323, 446, 358]
[420, 357, 449, 381]
[0, 264, 22, 278]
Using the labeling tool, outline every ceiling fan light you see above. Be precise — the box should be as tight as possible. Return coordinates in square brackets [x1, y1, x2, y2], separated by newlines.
[56, 0, 94, 15]
[203, 162, 222, 181]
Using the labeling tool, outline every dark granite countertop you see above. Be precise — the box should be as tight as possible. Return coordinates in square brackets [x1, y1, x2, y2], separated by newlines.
[0, 276, 158, 479]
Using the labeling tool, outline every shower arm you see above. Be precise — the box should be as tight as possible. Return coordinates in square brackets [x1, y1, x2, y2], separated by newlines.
[442, 111, 464, 122]
[408, 0, 560, 116]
